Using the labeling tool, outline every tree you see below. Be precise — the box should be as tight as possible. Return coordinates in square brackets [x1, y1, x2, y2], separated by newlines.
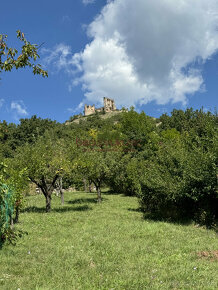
[75, 151, 117, 202]
[138, 114, 218, 226]
[0, 121, 17, 158]
[0, 183, 14, 245]
[0, 160, 28, 245]
[0, 30, 48, 77]
[120, 107, 155, 152]
[16, 134, 70, 212]
[11, 115, 58, 148]
[108, 153, 145, 196]
[4, 160, 29, 223]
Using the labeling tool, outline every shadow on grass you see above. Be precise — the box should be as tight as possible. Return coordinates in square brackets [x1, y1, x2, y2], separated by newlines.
[101, 190, 116, 195]
[128, 207, 193, 226]
[68, 197, 107, 205]
[68, 198, 97, 204]
[129, 207, 218, 230]
[54, 205, 92, 212]
[22, 205, 92, 213]
[102, 190, 136, 198]
[127, 207, 142, 213]
[22, 206, 45, 213]
[144, 214, 193, 226]
[101, 190, 126, 196]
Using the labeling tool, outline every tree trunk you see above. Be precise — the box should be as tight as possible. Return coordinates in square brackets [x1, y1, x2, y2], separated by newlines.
[59, 177, 64, 205]
[14, 206, 20, 224]
[83, 178, 88, 192]
[10, 214, 14, 228]
[88, 180, 92, 193]
[96, 186, 102, 203]
[46, 194, 52, 212]
[30, 175, 59, 212]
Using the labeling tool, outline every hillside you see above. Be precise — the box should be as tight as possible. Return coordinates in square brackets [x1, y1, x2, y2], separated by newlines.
[66, 110, 124, 125]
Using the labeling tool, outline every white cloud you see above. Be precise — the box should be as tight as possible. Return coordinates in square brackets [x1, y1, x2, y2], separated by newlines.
[67, 102, 84, 113]
[42, 44, 75, 74]
[82, 0, 95, 5]
[0, 99, 4, 108]
[11, 101, 28, 117]
[45, 0, 218, 108]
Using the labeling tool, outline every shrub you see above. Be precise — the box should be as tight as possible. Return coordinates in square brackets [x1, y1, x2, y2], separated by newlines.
[108, 154, 143, 196]
[138, 137, 218, 226]
[0, 184, 14, 245]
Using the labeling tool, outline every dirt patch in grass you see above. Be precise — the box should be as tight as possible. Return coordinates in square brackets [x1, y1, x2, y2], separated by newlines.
[197, 250, 218, 262]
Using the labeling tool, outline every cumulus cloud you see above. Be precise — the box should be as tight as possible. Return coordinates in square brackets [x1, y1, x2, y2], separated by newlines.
[11, 101, 28, 117]
[42, 44, 75, 74]
[45, 0, 218, 108]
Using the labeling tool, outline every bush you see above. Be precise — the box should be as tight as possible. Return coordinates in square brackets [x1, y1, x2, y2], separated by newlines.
[0, 184, 14, 245]
[138, 137, 218, 226]
[108, 154, 143, 196]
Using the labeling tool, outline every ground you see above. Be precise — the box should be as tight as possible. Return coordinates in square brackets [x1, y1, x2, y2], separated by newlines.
[0, 191, 217, 289]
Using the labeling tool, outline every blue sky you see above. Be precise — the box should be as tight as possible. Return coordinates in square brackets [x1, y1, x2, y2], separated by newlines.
[0, 0, 218, 124]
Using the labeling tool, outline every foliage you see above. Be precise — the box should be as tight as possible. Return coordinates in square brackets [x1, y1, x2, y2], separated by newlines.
[0, 30, 49, 243]
[75, 150, 118, 202]
[5, 160, 29, 221]
[0, 159, 28, 245]
[0, 183, 14, 245]
[0, 117, 59, 157]
[13, 115, 58, 146]
[16, 133, 70, 211]
[109, 154, 143, 196]
[159, 108, 217, 137]
[0, 30, 48, 77]
[120, 107, 155, 151]
[0, 121, 16, 158]
[138, 125, 218, 226]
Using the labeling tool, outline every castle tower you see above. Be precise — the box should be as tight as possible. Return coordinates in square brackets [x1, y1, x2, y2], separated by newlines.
[84, 104, 95, 116]
[83, 97, 116, 116]
[103, 97, 116, 112]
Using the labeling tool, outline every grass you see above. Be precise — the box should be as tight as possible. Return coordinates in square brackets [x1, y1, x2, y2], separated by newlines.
[0, 191, 217, 289]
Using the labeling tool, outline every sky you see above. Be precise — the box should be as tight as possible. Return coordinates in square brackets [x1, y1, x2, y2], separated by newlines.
[0, 0, 218, 124]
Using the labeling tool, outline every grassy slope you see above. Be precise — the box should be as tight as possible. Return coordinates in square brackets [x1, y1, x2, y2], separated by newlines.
[0, 192, 217, 290]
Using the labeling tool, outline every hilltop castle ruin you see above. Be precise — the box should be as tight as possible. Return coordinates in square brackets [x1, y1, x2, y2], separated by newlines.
[84, 97, 116, 116]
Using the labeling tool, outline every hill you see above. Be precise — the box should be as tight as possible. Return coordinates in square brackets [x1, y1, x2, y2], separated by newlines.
[65, 110, 124, 125]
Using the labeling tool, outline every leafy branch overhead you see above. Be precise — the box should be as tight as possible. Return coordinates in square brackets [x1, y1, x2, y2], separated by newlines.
[0, 30, 48, 77]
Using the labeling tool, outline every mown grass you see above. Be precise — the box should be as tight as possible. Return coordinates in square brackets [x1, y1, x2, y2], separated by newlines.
[0, 191, 217, 289]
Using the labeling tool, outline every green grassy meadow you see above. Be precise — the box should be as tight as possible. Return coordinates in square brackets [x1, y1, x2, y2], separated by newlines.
[0, 191, 217, 289]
